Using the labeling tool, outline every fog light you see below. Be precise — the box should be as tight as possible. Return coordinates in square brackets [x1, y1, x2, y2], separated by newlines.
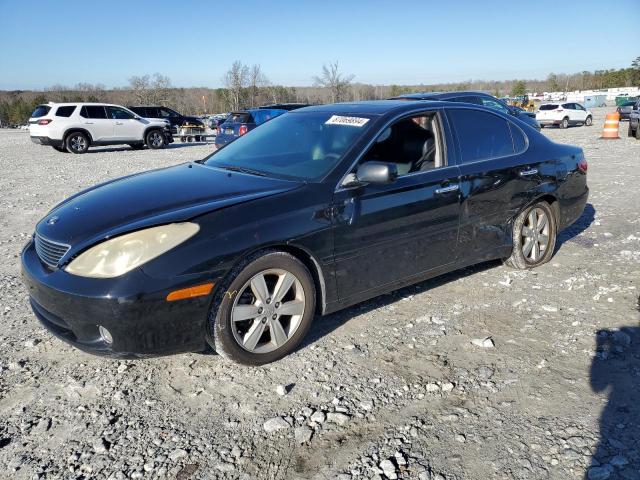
[99, 326, 113, 344]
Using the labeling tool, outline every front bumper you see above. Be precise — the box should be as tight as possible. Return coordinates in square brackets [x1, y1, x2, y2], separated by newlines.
[31, 136, 63, 148]
[21, 240, 214, 358]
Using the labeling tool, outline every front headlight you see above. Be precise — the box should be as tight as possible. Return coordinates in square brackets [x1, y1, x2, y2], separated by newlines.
[65, 223, 199, 278]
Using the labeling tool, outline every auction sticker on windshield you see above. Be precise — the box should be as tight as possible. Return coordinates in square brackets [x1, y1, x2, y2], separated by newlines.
[325, 115, 370, 127]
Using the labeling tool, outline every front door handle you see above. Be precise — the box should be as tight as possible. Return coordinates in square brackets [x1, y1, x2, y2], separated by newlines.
[519, 168, 538, 176]
[115, 122, 124, 125]
[435, 184, 459, 194]
[84, 122, 94, 125]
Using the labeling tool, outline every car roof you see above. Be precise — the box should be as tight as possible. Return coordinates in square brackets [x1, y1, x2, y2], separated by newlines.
[294, 100, 450, 115]
[392, 91, 490, 100]
[43, 102, 128, 107]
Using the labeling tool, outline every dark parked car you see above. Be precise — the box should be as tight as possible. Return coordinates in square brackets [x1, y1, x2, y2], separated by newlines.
[214, 108, 287, 148]
[391, 91, 541, 130]
[128, 106, 204, 133]
[258, 103, 311, 111]
[617, 100, 638, 121]
[22, 100, 588, 365]
[629, 100, 640, 139]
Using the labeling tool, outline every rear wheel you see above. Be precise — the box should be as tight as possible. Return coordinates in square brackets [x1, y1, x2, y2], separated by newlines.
[65, 132, 89, 154]
[560, 117, 569, 129]
[505, 201, 557, 270]
[585, 116, 593, 126]
[145, 130, 165, 149]
[208, 251, 316, 365]
[636, 126, 640, 140]
[628, 124, 634, 137]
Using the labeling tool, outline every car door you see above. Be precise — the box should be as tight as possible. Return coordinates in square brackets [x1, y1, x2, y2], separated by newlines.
[79, 106, 113, 141]
[446, 107, 553, 262]
[331, 110, 461, 301]
[562, 103, 577, 123]
[107, 106, 144, 141]
[574, 103, 588, 123]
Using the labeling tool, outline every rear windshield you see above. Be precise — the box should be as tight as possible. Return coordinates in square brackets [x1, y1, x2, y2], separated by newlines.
[55, 106, 76, 117]
[225, 113, 254, 124]
[204, 111, 373, 181]
[539, 104, 559, 110]
[251, 109, 286, 125]
[31, 105, 51, 118]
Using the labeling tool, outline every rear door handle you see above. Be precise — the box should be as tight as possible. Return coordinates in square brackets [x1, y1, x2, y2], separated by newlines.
[519, 168, 538, 176]
[84, 122, 94, 125]
[115, 122, 124, 125]
[435, 184, 459, 194]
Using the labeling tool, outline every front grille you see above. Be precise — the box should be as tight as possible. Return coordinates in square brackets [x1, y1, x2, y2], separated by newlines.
[34, 234, 70, 268]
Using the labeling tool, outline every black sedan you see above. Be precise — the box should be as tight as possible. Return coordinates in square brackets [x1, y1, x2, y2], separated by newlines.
[22, 101, 588, 365]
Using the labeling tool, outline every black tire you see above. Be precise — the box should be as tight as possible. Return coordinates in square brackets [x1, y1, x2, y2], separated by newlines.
[129, 144, 144, 150]
[539, 124, 544, 129]
[636, 126, 640, 140]
[145, 129, 166, 149]
[505, 201, 557, 270]
[65, 132, 89, 154]
[628, 125, 634, 137]
[207, 250, 316, 366]
[52, 146, 67, 153]
[585, 116, 592, 126]
[559, 117, 569, 129]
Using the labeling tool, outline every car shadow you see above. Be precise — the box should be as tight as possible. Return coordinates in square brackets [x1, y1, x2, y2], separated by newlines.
[587, 310, 640, 479]
[299, 260, 501, 351]
[556, 202, 596, 250]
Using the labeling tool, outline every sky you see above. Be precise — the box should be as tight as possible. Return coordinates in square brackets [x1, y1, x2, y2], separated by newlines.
[0, 0, 638, 90]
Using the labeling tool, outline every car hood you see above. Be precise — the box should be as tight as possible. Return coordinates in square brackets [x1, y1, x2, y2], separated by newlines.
[36, 163, 301, 250]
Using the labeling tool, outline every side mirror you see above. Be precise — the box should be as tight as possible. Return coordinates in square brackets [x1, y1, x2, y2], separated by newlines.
[355, 161, 398, 185]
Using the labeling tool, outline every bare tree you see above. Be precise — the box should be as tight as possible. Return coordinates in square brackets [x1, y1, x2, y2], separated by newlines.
[249, 64, 268, 107]
[313, 61, 355, 103]
[128, 75, 151, 104]
[223, 61, 249, 111]
[128, 73, 172, 105]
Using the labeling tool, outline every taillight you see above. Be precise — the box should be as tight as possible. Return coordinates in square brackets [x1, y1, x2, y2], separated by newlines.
[238, 124, 248, 136]
[578, 159, 588, 173]
[38, 119, 52, 125]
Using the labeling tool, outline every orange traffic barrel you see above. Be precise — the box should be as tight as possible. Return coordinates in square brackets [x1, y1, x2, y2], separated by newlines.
[600, 112, 620, 139]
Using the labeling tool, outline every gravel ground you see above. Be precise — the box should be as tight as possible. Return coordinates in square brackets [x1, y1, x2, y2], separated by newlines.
[0, 108, 639, 480]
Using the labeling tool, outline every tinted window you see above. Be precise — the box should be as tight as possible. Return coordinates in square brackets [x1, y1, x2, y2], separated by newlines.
[31, 105, 51, 118]
[449, 109, 514, 163]
[509, 123, 527, 154]
[480, 96, 509, 114]
[451, 96, 483, 105]
[225, 113, 254, 124]
[159, 108, 179, 118]
[128, 106, 146, 116]
[106, 106, 134, 120]
[562, 103, 573, 109]
[205, 112, 371, 181]
[55, 106, 76, 117]
[574, 104, 585, 111]
[539, 104, 559, 110]
[80, 106, 107, 119]
[251, 109, 286, 125]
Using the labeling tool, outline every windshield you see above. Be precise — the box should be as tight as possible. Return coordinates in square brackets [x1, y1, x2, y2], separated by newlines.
[204, 111, 372, 181]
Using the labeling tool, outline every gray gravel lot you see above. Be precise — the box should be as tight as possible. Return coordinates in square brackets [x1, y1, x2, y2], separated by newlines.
[1, 108, 639, 480]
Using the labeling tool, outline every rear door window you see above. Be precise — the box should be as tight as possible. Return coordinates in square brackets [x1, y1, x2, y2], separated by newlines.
[80, 106, 107, 119]
[539, 104, 558, 110]
[31, 105, 51, 118]
[562, 103, 574, 110]
[448, 108, 515, 163]
[509, 123, 528, 153]
[55, 106, 76, 117]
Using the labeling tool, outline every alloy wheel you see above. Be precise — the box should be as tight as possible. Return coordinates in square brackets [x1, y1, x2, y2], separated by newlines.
[70, 135, 86, 152]
[231, 269, 305, 353]
[149, 132, 163, 147]
[521, 207, 550, 263]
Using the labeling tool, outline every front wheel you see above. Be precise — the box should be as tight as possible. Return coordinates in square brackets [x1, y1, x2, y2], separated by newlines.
[505, 201, 557, 270]
[65, 132, 89, 154]
[585, 116, 592, 126]
[208, 251, 316, 365]
[145, 130, 166, 149]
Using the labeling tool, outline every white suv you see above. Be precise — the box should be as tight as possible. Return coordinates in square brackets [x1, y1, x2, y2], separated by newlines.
[536, 102, 593, 129]
[29, 103, 173, 153]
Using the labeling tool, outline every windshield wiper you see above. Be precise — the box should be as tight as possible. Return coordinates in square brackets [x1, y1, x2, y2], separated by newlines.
[216, 165, 269, 177]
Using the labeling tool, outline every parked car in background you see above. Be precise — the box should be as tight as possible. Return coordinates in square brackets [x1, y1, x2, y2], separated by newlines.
[617, 100, 638, 121]
[127, 106, 204, 134]
[536, 103, 593, 129]
[209, 114, 229, 130]
[22, 100, 588, 364]
[258, 103, 311, 111]
[29, 103, 173, 153]
[391, 91, 541, 130]
[628, 101, 640, 139]
[214, 108, 287, 148]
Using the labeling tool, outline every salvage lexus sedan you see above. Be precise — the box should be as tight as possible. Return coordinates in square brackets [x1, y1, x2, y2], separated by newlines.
[22, 100, 588, 365]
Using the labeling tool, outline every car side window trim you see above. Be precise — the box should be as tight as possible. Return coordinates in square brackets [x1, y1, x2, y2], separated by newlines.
[335, 108, 449, 192]
[444, 106, 529, 167]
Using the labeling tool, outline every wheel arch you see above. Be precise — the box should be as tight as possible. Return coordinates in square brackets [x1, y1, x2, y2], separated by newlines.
[143, 126, 164, 141]
[63, 128, 93, 144]
[505, 193, 560, 246]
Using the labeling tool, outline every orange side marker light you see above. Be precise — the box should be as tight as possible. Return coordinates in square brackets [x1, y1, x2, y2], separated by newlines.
[166, 283, 214, 302]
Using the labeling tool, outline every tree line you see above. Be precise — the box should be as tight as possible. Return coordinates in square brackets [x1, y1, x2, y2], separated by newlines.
[1, 57, 638, 125]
